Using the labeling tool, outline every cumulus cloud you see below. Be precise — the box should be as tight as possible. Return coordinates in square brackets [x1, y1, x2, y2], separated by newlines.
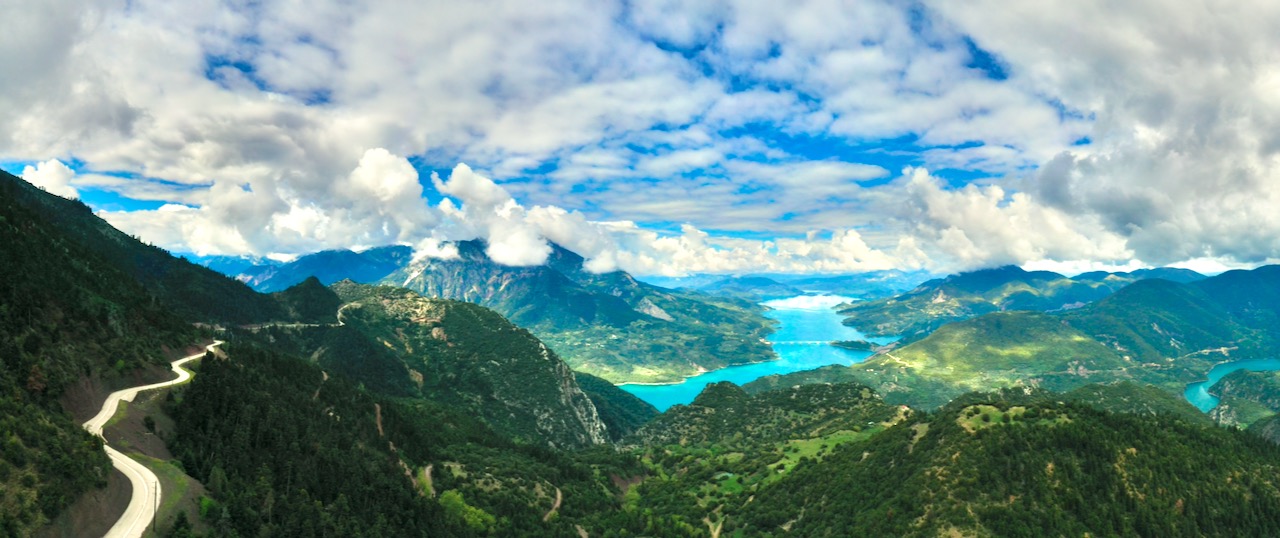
[896, 167, 1132, 269]
[7, 0, 1279, 275]
[101, 148, 439, 257]
[20, 159, 78, 199]
[935, 0, 1280, 266]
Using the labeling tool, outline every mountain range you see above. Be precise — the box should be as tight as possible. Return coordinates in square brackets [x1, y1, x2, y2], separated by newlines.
[837, 264, 1206, 342]
[214, 242, 777, 384]
[753, 266, 1279, 410]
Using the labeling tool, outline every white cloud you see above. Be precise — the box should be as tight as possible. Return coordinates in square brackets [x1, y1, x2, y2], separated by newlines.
[9, 0, 1279, 276]
[895, 167, 1132, 270]
[935, 0, 1280, 266]
[20, 159, 78, 199]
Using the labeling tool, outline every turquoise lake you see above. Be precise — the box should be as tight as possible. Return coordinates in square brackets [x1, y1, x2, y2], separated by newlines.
[621, 295, 894, 412]
[1183, 358, 1280, 412]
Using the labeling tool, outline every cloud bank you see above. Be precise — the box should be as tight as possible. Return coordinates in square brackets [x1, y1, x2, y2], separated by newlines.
[4, 0, 1280, 275]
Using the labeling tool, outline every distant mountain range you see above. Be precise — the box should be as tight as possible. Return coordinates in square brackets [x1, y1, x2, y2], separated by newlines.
[207, 242, 777, 383]
[838, 264, 1207, 342]
[751, 265, 1279, 410]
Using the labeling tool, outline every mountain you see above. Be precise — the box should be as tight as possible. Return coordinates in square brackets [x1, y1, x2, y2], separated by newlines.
[1075, 266, 1207, 284]
[240, 281, 611, 448]
[838, 264, 1206, 342]
[386, 241, 776, 383]
[183, 253, 279, 277]
[214, 240, 777, 384]
[237, 245, 414, 292]
[695, 276, 803, 301]
[642, 270, 931, 300]
[171, 343, 643, 537]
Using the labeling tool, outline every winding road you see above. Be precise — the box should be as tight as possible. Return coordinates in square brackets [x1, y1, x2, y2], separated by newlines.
[82, 341, 222, 538]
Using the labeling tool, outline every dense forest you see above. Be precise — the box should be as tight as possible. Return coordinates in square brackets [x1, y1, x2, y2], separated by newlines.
[169, 343, 646, 537]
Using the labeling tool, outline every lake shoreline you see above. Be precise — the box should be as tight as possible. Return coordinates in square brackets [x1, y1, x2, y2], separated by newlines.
[620, 294, 883, 411]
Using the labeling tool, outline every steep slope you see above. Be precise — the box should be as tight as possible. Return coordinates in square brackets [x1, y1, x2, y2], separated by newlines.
[574, 372, 660, 442]
[388, 241, 775, 383]
[243, 282, 610, 448]
[838, 265, 1205, 341]
[0, 170, 284, 324]
[1207, 370, 1280, 427]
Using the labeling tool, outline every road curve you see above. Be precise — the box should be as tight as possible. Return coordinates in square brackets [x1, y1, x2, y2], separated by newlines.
[82, 340, 222, 538]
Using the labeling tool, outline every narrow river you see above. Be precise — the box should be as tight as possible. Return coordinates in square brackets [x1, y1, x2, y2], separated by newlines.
[621, 295, 894, 411]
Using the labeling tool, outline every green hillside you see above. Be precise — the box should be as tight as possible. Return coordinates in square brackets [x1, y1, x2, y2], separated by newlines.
[1208, 370, 1280, 427]
[0, 172, 200, 534]
[753, 311, 1128, 409]
[574, 372, 660, 442]
[612, 382, 906, 535]
[732, 394, 1280, 537]
[238, 281, 611, 448]
[1063, 381, 1214, 425]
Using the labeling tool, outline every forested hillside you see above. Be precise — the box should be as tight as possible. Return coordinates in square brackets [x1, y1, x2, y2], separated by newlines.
[734, 391, 1280, 536]
[0, 171, 198, 534]
[236, 282, 612, 448]
[170, 344, 643, 537]
[0, 170, 285, 324]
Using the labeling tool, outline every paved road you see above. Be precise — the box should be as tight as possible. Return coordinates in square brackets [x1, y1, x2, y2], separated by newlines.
[82, 341, 222, 538]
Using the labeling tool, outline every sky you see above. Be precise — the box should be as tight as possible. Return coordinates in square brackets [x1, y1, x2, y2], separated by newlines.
[4, 0, 1280, 276]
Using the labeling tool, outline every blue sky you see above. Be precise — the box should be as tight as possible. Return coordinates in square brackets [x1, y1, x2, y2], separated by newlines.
[5, 0, 1280, 276]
